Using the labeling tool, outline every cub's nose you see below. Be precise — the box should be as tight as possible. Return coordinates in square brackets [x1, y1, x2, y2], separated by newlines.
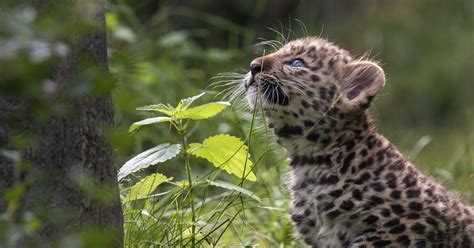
[250, 61, 262, 76]
[250, 57, 273, 76]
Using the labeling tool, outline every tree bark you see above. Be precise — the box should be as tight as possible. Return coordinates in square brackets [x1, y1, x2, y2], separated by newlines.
[0, 1, 123, 247]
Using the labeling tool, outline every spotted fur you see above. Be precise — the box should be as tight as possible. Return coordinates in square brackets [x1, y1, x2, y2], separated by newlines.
[242, 37, 474, 247]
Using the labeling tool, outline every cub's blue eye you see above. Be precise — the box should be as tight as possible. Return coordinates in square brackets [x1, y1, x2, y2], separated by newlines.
[289, 59, 305, 68]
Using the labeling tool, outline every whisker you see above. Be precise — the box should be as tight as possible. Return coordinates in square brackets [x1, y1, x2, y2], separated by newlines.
[210, 75, 245, 80]
[211, 72, 246, 78]
[257, 37, 283, 49]
[318, 24, 326, 40]
[209, 80, 240, 89]
[231, 91, 246, 103]
[255, 39, 280, 52]
[227, 84, 246, 101]
[268, 27, 288, 45]
[258, 37, 284, 48]
[276, 20, 288, 44]
[294, 18, 308, 37]
[216, 84, 240, 99]
[276, 81, 290, 100]
[215, 88, 234, 100]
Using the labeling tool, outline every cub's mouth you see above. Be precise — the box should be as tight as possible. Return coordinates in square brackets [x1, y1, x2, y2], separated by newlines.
[246, 73, 289, 106]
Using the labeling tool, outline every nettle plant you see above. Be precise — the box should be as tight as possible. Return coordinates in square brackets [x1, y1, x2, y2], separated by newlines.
[119, 93, 260, 246]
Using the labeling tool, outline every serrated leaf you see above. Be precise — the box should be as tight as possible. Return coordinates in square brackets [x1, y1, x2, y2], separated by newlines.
[136, 103, 174, 116]
[118, 143, 181, 180]
[124, 173, 169, 202]
[188, 134, 256, 181]
[129, 116, 171, 133]
[207, 180, 261, 202]
[176, 92, 205, 111]
[176, 102, 230, 120]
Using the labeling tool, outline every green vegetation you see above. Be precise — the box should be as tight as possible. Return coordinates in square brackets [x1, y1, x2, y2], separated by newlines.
[121, 93, 267, 246]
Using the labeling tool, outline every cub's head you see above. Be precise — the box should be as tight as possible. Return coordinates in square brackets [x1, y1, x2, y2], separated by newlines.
[244, 37, 385, 123]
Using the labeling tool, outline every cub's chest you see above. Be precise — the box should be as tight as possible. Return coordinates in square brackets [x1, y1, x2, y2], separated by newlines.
[287, 169, 357, 246]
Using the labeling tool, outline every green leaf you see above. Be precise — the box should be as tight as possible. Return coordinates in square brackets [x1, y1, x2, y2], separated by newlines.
[118, 143, 181, 180]
[207, 180, 261, 202]
[124, 173, 169, 202]
[176, 92, 205, 112]
[132, 93, 224, 123]
[129, 116, 171, 133]
[136, 103, 174, 116]
[188, 134, 256, 181]
[176, 101, 230, 120]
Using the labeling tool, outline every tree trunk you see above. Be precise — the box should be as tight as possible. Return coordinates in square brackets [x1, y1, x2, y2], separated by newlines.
[0, 1, 123, 247]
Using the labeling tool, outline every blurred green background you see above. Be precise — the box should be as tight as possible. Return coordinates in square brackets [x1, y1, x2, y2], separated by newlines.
[1, 0, 473, 246]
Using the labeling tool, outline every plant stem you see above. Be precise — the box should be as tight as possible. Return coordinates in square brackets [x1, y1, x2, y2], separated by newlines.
[178, 122, 196, 247]
[239, 95, 259, 186]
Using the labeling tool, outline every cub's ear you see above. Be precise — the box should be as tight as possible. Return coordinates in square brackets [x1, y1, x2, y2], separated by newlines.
[341, 61, 385, 110]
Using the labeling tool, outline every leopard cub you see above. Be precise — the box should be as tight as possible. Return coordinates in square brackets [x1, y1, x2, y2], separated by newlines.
[242, 37, 474, 247]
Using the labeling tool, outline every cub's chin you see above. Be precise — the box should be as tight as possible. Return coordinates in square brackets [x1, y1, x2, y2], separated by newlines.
[245, 85, 290, 110]
[244, 77, 290, 109]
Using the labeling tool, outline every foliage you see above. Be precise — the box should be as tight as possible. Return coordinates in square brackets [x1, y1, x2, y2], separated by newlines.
[124, 173, 170, 202]
[118, 143, 181, 181]
[120, 94, 264, 246]
[188, 134, 256, 181]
